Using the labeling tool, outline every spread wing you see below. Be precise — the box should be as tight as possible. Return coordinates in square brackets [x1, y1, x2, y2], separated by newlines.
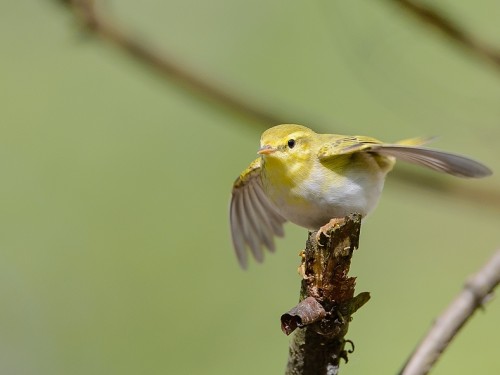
[230, 158, 286, 269]
[318, 136, 492, 178]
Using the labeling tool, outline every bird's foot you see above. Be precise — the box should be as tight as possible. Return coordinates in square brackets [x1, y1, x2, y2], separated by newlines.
[315, 217, 345, 244]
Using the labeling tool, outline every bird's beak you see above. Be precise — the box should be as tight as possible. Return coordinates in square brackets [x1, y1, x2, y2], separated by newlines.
[257, 145, 277, 155]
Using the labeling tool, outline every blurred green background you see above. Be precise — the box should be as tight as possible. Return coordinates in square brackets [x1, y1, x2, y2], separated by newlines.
[1, 1, 499, 374]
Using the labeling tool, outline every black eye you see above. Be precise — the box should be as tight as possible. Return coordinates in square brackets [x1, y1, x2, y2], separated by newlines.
[287, 139, 296, 149]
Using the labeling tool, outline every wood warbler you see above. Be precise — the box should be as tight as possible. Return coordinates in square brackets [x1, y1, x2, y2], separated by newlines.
[230, 124, 492, 268]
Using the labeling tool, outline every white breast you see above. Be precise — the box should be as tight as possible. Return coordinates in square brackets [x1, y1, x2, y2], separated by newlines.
[265, 155, 392, 230]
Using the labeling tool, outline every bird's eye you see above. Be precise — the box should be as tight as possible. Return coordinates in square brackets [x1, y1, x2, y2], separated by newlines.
[287, 139, 296, 149]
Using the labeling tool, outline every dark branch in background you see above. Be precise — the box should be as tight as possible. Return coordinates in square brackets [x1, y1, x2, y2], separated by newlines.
[63, 0, 286, 126]
[390, 167, 500, 213]
[400, 249, 500, 375]
[283, 214, 370, 375]
[59, 0, 499, 211]
[390, 0, 500, 69]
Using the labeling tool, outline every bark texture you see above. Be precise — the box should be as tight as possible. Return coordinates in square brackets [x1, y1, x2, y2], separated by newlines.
[283, 214, 369, 375]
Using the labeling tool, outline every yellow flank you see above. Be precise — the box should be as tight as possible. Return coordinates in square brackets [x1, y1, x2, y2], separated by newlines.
[230, 124, 492, 268]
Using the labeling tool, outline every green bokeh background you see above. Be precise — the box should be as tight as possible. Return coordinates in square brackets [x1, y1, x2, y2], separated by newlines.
[1, 1, 499, 374]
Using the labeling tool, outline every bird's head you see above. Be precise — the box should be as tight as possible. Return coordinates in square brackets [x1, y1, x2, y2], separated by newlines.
[258, 124, 316, 167]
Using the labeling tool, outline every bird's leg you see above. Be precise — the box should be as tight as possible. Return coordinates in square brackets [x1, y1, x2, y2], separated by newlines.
[315, 217, 346, 243]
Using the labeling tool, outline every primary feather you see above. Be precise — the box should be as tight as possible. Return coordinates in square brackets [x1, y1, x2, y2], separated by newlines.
[230, 158, 286, 269]
[373, 145, 492, 178]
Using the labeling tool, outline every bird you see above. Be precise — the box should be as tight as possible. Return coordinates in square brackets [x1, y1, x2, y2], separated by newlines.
[229, 124, 492, 269]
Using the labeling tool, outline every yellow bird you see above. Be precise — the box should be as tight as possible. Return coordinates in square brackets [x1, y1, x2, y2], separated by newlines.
[230, 124, 492, 268]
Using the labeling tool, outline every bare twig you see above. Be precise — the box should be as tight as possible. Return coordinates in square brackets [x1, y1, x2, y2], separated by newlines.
[63, 0, 287, 126]
[400, 249, 500, 375]
[284, 214, 370, 375]
[390, 0, 500, 69]
[390, 168, 500, 214]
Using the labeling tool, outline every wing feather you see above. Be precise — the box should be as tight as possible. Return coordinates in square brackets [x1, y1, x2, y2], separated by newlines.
[230, 188, 248, 268]
[247, 182, 276, 252]
[230, 158, 286, 268]
[318, 136, 491, 178]
[374, 145, 492, 178]
[241, 187, 264, 263]
[253, 181, 285, 237]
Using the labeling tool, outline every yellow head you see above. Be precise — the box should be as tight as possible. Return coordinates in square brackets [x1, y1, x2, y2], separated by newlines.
[258, 124, 316, 162]
[257, 124, 319, 191]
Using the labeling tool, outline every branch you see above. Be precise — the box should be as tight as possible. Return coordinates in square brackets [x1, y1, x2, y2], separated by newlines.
[390, 0, 500, 69]
[400, 249, 500, 375]
[283, 214, 370, 375]
[63, 0, 287, 126]
[390, 168, 500, 215]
